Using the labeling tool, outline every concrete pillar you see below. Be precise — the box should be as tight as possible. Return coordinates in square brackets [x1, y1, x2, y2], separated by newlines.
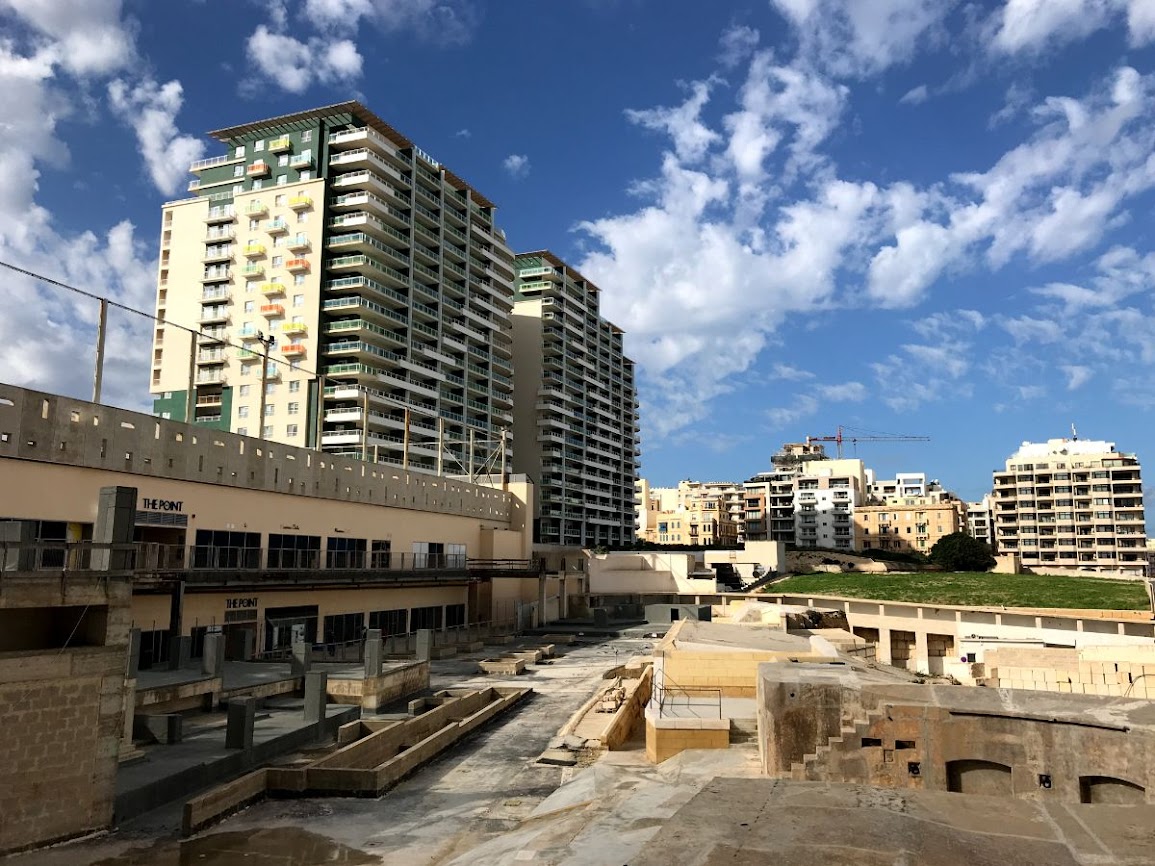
[226, 697, 257, 750]
[121, 629, 141, 754]
[167, 635, 191, 671]
[202, 632, 226, 676]
[91, 486, 136, 572]
[0, 519, 37, 571]
[560, 575, 568, 620]
[304, 671, 328, 723]
[441, 605, 449, 633]
[914, 630, 929, 675]
[416, 628, 432, 662]
[878, 627, 893, 666]
[364, 636, 383, 678]
[537, 575, 548, 628]
[291, 641, 311, 677]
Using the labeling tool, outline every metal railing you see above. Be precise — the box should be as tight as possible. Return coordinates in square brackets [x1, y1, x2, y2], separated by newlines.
[654, 674, 722, 719]
[0, 541, 477, 578]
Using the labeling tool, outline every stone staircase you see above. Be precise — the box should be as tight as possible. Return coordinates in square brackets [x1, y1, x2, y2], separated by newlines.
[789, 708, 888, 781]
[729, 717, 758, 745]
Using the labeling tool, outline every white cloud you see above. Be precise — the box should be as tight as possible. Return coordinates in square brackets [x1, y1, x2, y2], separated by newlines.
[868, 65, 1155, 307]
[1061, 365, 1093, 390]
[990, 0, 1155, 53]
[0, 3, 157, 410]
[626, 80, 720, 164]
[718, 24, 760, 68]
[245, 25, 363, 94]
[766, 394, 819, 429]
[0, 0, 134, 75]
[108, 78, 205, 197]
[899, 84, 929, 105]
[769, 363, 815, 381]
[770, 0, 956, 77]
[455, 128, 471, 138]
[998, 315, 1065, 344]
[304, 0, 478, 45]
[817, 381, 867, 401]
[502, 153, 530, 179]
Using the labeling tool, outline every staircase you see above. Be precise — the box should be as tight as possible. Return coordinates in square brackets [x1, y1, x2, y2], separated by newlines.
[729, 717, 758, 745]
[788, 708, 888, 781]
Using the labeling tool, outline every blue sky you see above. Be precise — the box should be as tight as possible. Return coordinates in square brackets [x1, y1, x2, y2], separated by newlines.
[2, 0, 1155, 506]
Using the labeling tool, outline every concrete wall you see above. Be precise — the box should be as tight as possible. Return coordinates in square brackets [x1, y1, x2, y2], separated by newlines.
[756, 592, 1155, 673]
[758, 671, 1155, 805]
[703, 542, 784, 578]
[961, 644, 1155, 698]
[0, 385, 516, 524]
[604, 666, 652, 751]
[587, 552, 717, 594]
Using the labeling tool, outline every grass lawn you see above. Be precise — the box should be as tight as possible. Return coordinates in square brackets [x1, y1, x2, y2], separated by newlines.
[766, 571, 1152, 611]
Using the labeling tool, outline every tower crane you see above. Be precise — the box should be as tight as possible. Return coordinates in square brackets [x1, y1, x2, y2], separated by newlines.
[805, 426, 930, 459]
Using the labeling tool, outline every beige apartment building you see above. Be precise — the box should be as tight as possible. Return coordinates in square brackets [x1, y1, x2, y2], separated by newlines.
[965, 494, 996, 552]
[747, 442, 830, 544]
[635, 480, 742, 546]
[511, 251, 639, 547]
[854, 500, 963, 555]
[993, 438, 1146, 577]
[151, 101, 516, 479]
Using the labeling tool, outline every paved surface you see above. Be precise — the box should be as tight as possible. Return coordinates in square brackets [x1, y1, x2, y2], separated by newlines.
[9, 630, 658, 866]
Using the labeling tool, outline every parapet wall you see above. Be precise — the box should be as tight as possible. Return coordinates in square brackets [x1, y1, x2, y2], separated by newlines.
[0, 384, 513, 523]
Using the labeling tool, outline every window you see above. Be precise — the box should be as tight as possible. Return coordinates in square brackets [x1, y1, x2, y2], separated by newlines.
[241, 365, 251, 377]
[244, 301, 254, 313]
[300, 170, 312, 181]
[326, 536, 366, 569]
[272, 255, 284, 267]
[288, 402, 300, 415]
[277, 175, 287, 185]
[249, 219, 259, 231]
[278, 155, 288, 167]
[289, 380, 301, 393]
[262, 425, 273, 438]
[252, 179, 263, 189]
[287, 424, 298, 437]
[275, 194, 286, 206]
[233, 164, 244, 177]
[254, 139, 264, 151]
[293, 293, 305, 306]
[239, 385, 251, 397]
[297, 211, 309, 223]
[235, 145, 245, 158]
[246, 280, 260, 293]
[369, 608, 405, 636]
[302, 129, 312, 142]
[238, 406, 249, 418]
[232, 184, 244, 195]
[294, 274, 306, 285]
[264, 404, 275, 418]
[265, 383, 276, 395]
[237, 427, 248, 436]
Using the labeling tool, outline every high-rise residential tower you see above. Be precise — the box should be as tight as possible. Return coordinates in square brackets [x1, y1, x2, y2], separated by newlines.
[512, 251, 639, 546]
[993, 438, 1145, 577]
[150, 102, 516, 477]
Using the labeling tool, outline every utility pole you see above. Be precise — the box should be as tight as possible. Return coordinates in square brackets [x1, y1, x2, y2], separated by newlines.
[256, 331, 275, 440]
[185, 330, 198, 423]
[92, 298, 107, 404]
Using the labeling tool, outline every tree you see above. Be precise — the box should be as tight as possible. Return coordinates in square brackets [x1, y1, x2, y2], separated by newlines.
[929, 532, 995, 572]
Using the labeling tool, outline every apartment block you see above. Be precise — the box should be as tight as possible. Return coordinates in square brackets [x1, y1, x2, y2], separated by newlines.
[750, 442, 830, 545]
[854, 500, 963, 555]
[636, 480, 741, 546]
[151, 101, 516, 477]
[794, 459, 868, 550]
[512, 251, 639, 546]
[965, 494, 996, 553]
[993, 438, 1146, 577]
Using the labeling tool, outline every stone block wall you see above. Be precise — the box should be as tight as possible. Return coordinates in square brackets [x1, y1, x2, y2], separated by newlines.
[0, 646, 125, 854]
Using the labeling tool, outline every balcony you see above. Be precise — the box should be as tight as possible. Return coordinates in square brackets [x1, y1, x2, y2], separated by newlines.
[260, 281, 286, 296]
[237, 327, 260, 340]
[195, 370, 226, 385]
[204, 206, 235, 224]
[241, 264, 265, 279]
[286, 257, 310, 273]
[287, 235, 311, 252]
[290, 153, 313, 169]
[247, 161, 270, 177]
[288, 193, 313, 210]
[266, 218, 289, 235]
[245, 202, 268, 217]
[198, 307, 229, 325]
[260, 304, 285, 317]
[268, 137, 291, 153]
[282, 343, 306, 356]
[201, 268, 230, 283]
[281, 321, 308, 335]
[243, 243, 266, 258]
[190, 154, 243, 172]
